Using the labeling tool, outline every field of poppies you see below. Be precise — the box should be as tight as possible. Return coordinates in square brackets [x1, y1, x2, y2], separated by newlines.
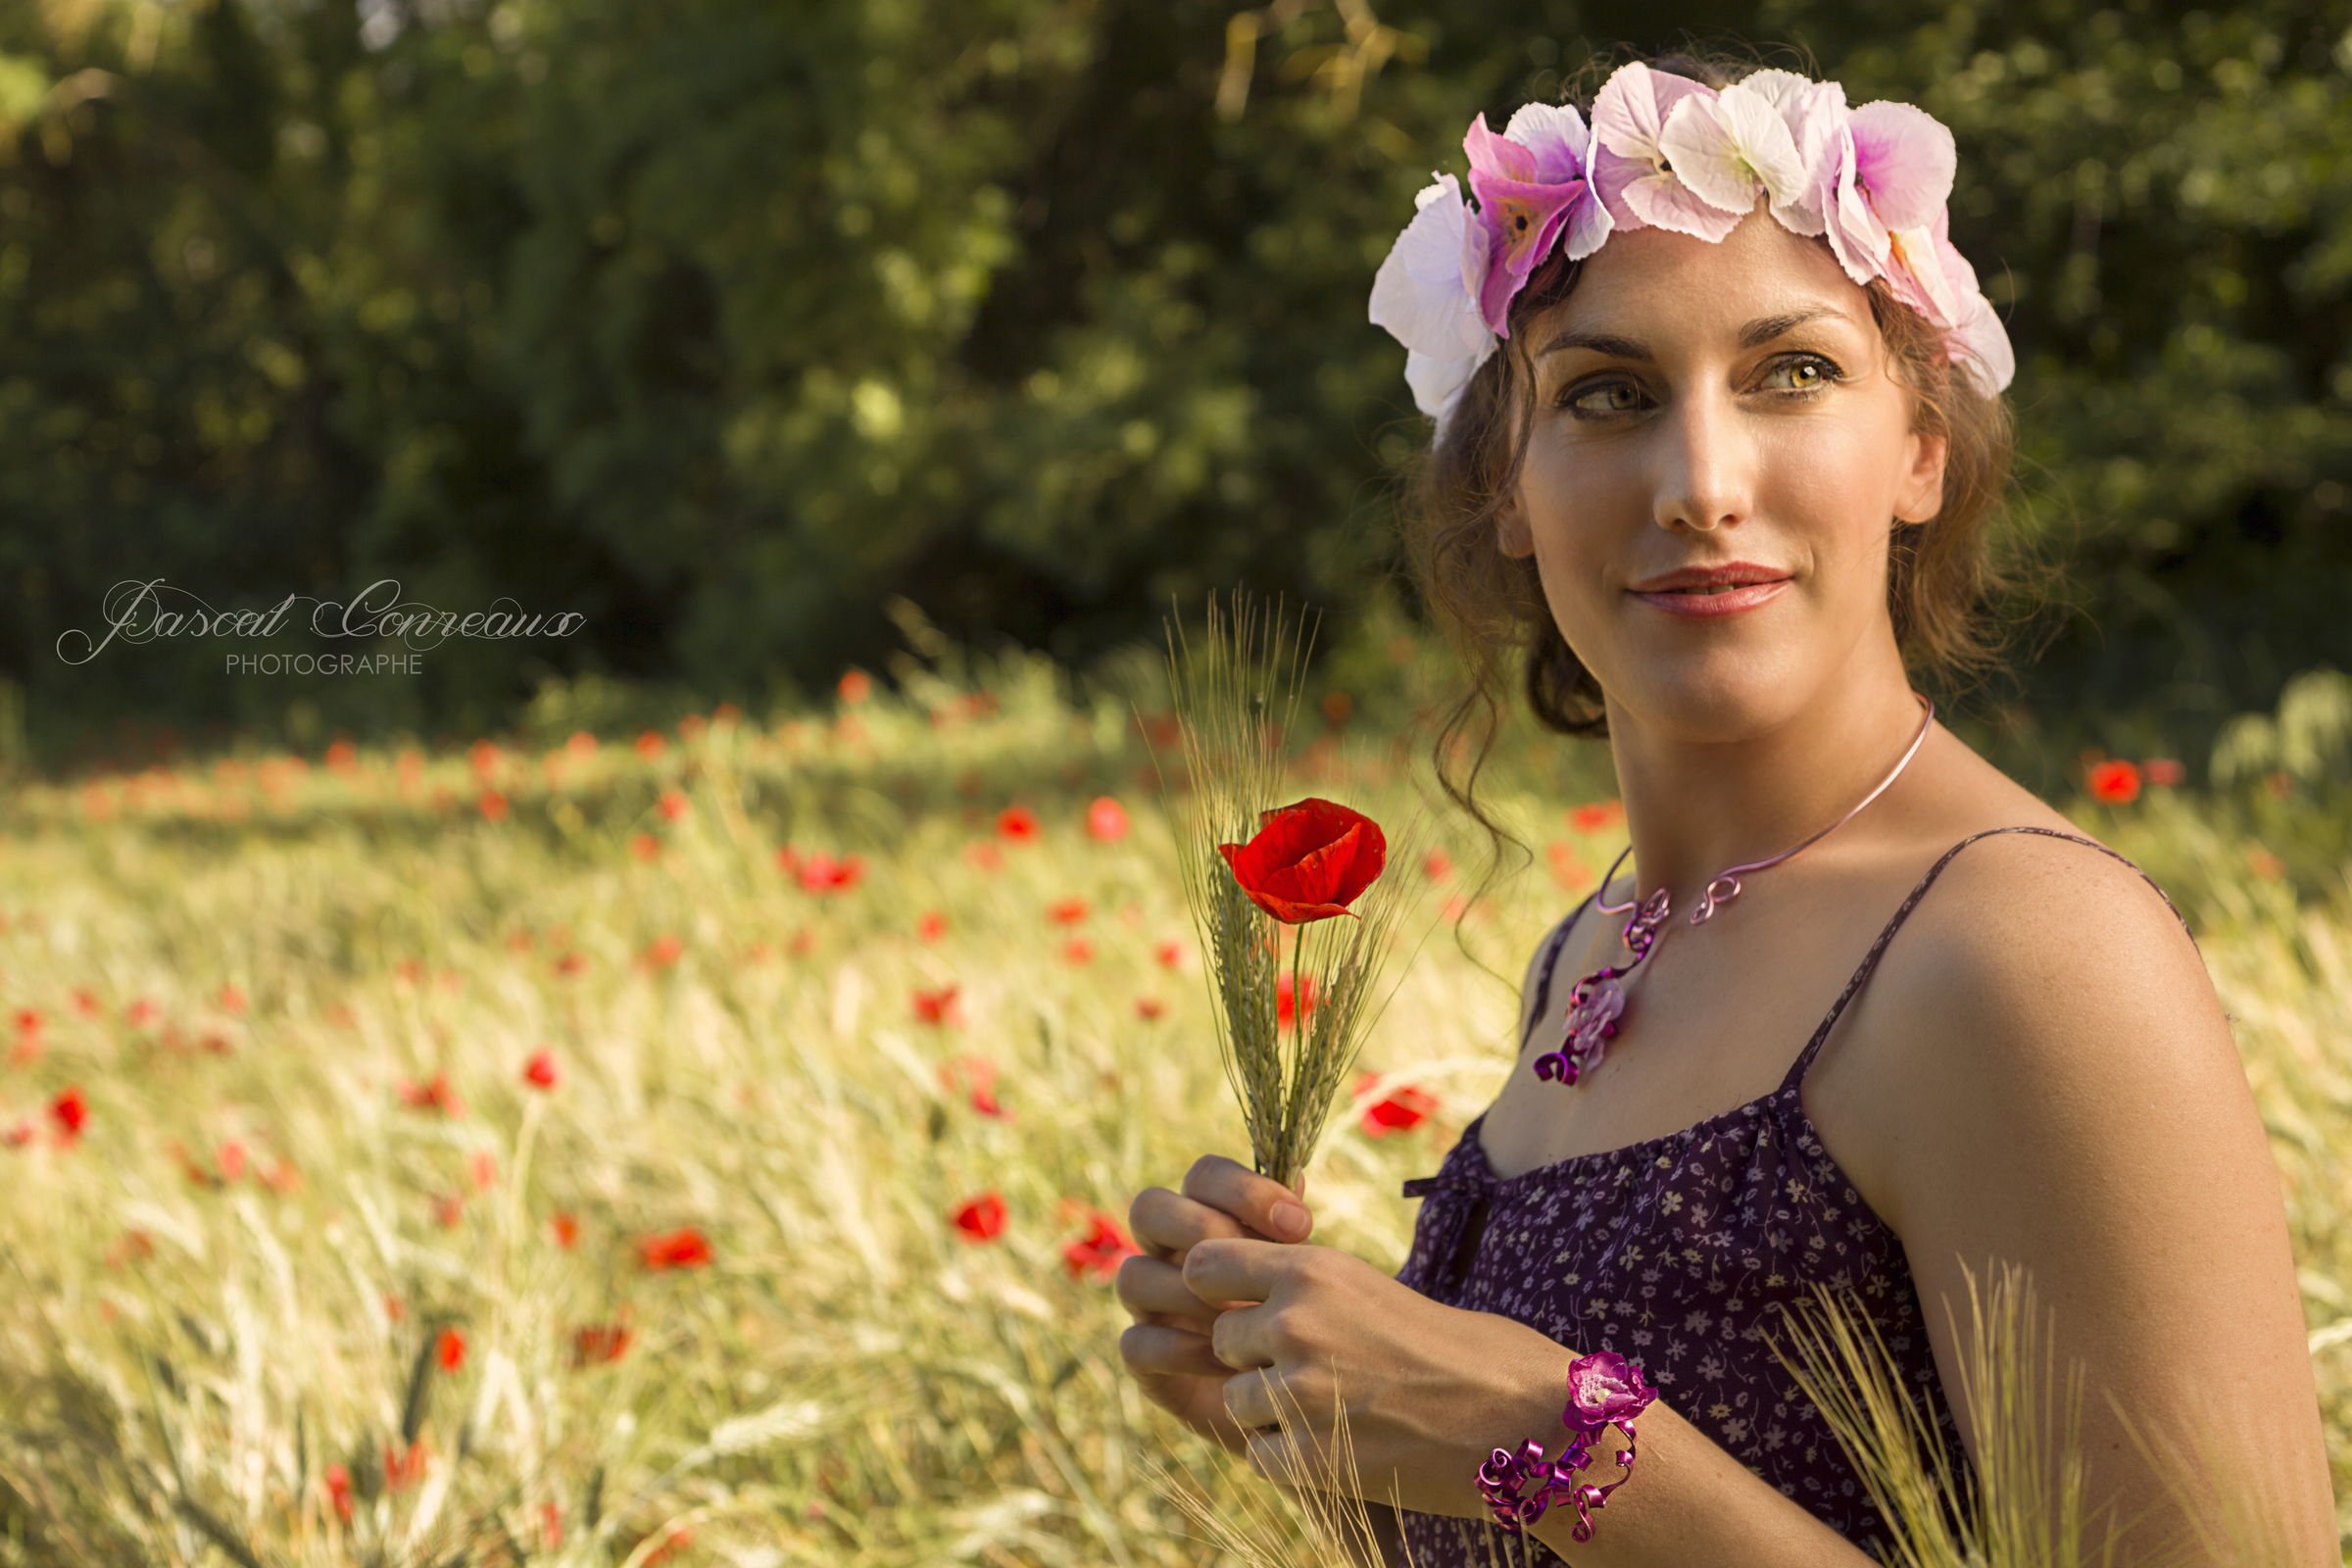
[1, 641, 2347, 1565]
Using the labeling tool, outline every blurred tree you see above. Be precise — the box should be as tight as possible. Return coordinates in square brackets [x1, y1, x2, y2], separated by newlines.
[0, 0, 2343, 766]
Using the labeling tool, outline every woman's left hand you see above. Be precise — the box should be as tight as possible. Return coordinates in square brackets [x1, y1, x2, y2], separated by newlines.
[1183, 1236, 1589, 1522]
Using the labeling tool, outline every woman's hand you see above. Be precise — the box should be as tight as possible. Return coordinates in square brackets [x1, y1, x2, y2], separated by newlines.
[1117, 1154, 1317, 1454]
[1182, 1235, 1591, 1523]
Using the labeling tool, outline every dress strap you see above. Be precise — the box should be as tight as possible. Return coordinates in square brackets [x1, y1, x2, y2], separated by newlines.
[1776, 825, 2198, 1095]
[1521, 889, 1600, 1053]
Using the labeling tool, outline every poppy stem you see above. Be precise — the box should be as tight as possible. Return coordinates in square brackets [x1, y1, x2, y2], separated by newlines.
[1289, 920, 1305, 1177]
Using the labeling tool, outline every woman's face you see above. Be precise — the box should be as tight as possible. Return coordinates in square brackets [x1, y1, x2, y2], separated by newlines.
[1499, 195, 1948, 739]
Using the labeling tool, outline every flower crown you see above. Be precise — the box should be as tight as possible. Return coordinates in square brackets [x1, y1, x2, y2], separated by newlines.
[1367, 62, 2016, 446]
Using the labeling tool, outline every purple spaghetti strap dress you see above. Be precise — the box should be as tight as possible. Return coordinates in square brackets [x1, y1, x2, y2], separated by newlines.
[1387, 825, 2200, 1566]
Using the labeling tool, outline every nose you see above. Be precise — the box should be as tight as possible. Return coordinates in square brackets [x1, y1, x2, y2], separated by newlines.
[1651, 382, 1754, 535]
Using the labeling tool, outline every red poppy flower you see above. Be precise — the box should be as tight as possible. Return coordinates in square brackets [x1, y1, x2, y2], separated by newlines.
[838, 669, 872, 705]
[630, 832, 661, 861]
[1217, 798, 1388, 924]
[1062, 937, 1094, 964]
[49, 1086, 87, 1143]
[1276, 972, 1316, 1028]
[1086, 797, 1130, 842]
[635, 730, 666, 761]
[796, 852, 863, 893]
[552, 1211, 580, 1249]
[1154, 940, 1184, 970]
[522, 1048, 560, 1091]
[997, 807, 1039, 841]
[912, 984, 961, 1027]
[643, 935, 684, 969]
[952, 1192, 1007, 1242]
[1136, 996, 1166, 1020]
[1047, 897, 1089, 925]
[1569, 801, 1620, 833]
[638, 1227, 713, 1270]
[915, 910, 948, 942]
[571, 1320, 633, 1366]
[1359, 1083, 1439, 1137]
[658, 790, 690, 822]
[478, 789, 510, 823]
[384, 1440, 428, 1491]
[437, 1327, 467, 1372]
[323, 1462, 354, 1523]
[2087, 760, 2141, 804]
[398, 1073, 464, 1117]
[1423, 849, 1454, 882]
[1061, 1208, 1144, 1280]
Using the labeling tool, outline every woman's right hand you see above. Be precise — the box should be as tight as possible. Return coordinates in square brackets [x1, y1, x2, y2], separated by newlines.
[1116, 1153, 1315, 1454]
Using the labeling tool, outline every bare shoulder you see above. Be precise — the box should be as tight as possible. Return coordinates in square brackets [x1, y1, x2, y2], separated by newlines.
[1867, 816, 2239, 1230]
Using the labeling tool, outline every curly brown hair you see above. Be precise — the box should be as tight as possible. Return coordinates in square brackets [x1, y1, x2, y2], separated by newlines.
[1392, 38, 2065, 950]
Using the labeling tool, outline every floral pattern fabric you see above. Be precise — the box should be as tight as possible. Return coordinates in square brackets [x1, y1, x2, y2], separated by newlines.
[1389, 825, 2197, 1565]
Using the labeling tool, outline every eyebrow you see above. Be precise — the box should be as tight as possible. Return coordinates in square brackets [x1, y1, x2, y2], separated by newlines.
[1536, 306, 1855, 362]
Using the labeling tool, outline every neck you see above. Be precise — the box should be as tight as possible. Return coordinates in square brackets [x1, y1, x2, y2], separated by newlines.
[1598, 666, 1935, 908]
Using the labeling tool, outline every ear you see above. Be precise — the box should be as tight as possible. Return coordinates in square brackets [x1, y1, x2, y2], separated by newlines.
[1895, 428, 1950, 525]
[1496, 495, 1535, 559]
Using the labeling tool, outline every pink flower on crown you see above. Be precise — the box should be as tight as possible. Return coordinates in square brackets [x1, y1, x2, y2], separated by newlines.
[1886, 205, 2016, 395]
[1657, 69, 1848, 239]
[1589, 63, 1742, 241]
[1368, 170, 1497, 438]
[1462, 104, 1613, 338]
[1821, 100, 1956, 289]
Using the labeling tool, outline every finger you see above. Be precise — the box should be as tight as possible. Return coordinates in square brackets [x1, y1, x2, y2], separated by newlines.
[1219, 1364, 1288, 1431]
[1127, 1184, 1259, 1266]
[1183, 1152, 1314, 1242]
[1208, 1295, 1278, 1374]
[1118, 1322, 1230, 1381]
[1183, 1235, 1286, 1313]
[1114, 1253, 1227, 1327]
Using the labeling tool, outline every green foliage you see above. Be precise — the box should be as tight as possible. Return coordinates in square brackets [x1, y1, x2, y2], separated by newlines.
[1, 1, 2345, 766]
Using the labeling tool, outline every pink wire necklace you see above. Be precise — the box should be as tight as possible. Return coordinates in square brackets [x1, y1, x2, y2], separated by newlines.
[1534, 690, 1936, 1088]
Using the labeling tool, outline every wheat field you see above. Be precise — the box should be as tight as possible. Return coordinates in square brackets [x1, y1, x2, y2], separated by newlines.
[1, 637, 2346, 1566]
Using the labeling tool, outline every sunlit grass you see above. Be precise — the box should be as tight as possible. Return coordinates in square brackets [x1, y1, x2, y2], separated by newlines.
[0, 634, 2345, 1564]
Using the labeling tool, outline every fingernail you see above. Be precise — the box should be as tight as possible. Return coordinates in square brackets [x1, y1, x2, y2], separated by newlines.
[1271, 1200, 1309, 1239]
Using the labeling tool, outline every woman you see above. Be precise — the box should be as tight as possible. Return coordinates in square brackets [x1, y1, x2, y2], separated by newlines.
[1114, 46, 2335, 1568]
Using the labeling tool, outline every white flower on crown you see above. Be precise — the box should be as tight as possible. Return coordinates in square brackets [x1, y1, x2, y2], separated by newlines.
[1368, 62, 2015, 445]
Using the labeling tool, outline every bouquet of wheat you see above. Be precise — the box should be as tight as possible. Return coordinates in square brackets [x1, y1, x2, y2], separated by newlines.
[1138, 586, 1438, 1195]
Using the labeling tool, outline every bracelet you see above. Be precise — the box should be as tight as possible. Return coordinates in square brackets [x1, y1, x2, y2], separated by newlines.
[1475, 1349, 1658, 1541]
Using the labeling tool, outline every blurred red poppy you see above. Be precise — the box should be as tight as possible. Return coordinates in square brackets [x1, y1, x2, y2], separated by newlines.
[2088, 760, 2141, 804]
[1086, 797, 1130, 842]
[1358, 1082, 1439, 1137]
[912, 984, 961, 1027]
[638, 1227, 713, 1270]
[952, 1192, 1007, 1242]
[1061, 1208, 1144, 1280]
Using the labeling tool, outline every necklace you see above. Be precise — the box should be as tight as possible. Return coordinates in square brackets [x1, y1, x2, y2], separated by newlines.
[1533, 690, 1936, 1088]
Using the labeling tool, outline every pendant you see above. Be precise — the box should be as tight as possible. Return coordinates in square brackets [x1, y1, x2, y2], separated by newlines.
[1533, 886, 1672, 1087]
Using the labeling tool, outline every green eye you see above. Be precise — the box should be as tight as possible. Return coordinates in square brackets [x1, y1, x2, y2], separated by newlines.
[1554, 353, 1845, 419]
